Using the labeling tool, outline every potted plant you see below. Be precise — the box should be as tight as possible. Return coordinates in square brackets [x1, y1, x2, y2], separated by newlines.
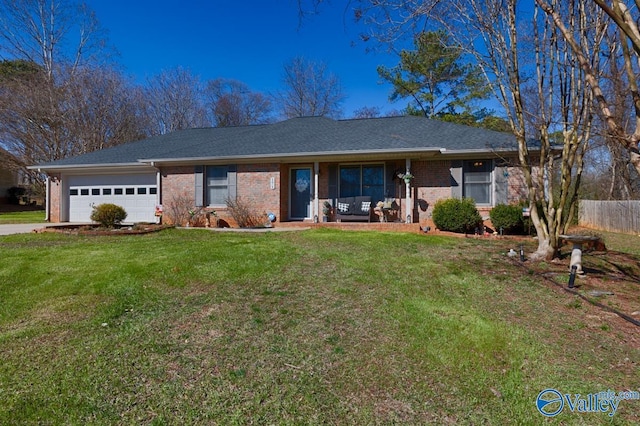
[322, 201, 332, 222]
[396, 171, 414, 185]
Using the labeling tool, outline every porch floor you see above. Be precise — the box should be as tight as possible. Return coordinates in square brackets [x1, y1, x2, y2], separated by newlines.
[273, 220, 425, 233]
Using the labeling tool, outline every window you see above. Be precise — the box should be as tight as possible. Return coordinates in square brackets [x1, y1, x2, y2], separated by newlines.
[70, 189, 78, 196]
[103, 188, 112, 195]
[463, 160, 492, 205]
[206, 166, 229, 205]
[80, 189, 89, 196]
[149, 187, 157, 195]
[339, 165, 384, 203]
[137, 187, 147, 195]
[91, 188, 100, 195]
[125, 188, 135, 195]
[114, 188, 123, 195]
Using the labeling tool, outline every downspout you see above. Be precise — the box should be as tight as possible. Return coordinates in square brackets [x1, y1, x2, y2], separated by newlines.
[44, 172, 50, 222]
[313, 162, 319, 222]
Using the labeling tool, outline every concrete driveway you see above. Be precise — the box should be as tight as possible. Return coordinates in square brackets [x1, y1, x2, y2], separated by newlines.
[0, 223, 49, 235]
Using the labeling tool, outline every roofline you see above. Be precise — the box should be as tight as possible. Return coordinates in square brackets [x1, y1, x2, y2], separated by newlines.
[27, 162, 155, 173]
[28, 144, 531, 172]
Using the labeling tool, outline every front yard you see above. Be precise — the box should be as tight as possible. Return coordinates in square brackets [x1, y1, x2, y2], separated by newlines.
[0, 209, 45, 224]
[0, 228, 638, 424]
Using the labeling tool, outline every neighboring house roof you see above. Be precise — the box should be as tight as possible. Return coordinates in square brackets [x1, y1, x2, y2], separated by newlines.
[30, 116, 518, 171]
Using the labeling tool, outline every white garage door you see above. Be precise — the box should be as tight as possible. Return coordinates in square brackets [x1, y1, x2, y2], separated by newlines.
[67, 174, 157, 223]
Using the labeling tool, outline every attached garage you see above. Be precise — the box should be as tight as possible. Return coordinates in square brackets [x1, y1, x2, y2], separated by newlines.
[65, 173, 158, 223]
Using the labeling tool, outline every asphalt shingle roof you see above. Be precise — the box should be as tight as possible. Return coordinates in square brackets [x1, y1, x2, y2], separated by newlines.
[33, 116, 517, 169]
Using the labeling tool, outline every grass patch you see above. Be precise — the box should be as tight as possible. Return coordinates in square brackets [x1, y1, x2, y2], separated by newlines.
[0, 228, 638, 424]
[0, 209, 46, 224]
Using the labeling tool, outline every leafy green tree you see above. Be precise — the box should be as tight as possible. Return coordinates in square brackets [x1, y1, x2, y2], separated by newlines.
[377, 30, 491, 119]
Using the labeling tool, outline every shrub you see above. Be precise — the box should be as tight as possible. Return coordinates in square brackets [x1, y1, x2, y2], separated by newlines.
[90, 203, 127, 228]
[163, 192, 204, 226]
[432, 198, 482, 233]
[489, 203, 524, 234]
[226, 197, 267, 228]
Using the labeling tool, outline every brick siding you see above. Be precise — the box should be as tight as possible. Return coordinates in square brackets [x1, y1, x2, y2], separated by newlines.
[49, 174, 62, 222]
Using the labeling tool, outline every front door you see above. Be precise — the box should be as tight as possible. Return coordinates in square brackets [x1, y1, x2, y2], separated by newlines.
[290, 168, 311, 219]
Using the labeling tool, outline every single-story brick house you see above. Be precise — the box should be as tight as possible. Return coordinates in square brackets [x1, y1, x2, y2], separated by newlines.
[30, 115, 528, 226]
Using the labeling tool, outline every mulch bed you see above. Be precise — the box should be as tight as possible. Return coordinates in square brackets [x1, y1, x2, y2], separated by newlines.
[38, 224, 173, 235]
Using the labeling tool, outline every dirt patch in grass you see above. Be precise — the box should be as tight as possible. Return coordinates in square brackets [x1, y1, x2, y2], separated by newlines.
[536, 250, 638, 342]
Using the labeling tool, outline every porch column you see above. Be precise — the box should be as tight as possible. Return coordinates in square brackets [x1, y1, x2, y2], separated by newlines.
[405, 158, 412, 223]
[314, 162, 320, 222]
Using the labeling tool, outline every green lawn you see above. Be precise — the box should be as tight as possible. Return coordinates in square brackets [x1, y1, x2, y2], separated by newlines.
[0, 209, 46, 224]
[0, 228, 638, 424]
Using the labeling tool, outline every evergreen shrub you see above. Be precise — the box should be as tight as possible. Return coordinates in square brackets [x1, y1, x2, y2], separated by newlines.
[432, 198, 482, 233]
[90, 203, 127, 228]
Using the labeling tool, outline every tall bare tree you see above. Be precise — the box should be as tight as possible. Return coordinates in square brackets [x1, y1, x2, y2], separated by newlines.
[64, 67, 150, 153]
[276, 56, 345, 119]
[0, 0, 108, 81]
[0, 61, 149, 184]
[535, 0, 640, 191]
[0, 0, 116, 194]
[204, 78, 272, 127]
[144, 67, 208, 135]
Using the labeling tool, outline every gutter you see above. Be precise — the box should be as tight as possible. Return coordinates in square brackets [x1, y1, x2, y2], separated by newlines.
[140, 147, 446, 165]
[27, 162, 155, 173]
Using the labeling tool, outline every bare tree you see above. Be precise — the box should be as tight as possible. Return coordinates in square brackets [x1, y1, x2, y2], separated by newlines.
[276, 56, 345, 119]
[144, 67, 208, 135]
[0, 0, 108, 81]
[0, 61, 149, 186]
[535, 0, 640, 181]
[64, 67, 150, 153]
[352, 105, 382, 118]
[204, 78, 272, 127]
[0, 0, 114, 195]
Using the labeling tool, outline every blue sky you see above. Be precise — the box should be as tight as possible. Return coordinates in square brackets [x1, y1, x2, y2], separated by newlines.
[88, 0, 405, 117]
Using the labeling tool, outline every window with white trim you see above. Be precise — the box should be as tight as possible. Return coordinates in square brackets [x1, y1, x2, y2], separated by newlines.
[206, 166, 229, 205]
[463, 160, 492, 205]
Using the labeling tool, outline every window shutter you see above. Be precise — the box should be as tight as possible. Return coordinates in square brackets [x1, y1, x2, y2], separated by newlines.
[450, 160, 462, 199]
[227, 164, 237, 200]
[494, 161, 509, 205]
[195, 166, 204, 207]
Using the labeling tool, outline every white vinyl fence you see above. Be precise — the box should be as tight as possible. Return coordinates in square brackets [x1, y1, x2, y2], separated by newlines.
[579, 200, 640, 235]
